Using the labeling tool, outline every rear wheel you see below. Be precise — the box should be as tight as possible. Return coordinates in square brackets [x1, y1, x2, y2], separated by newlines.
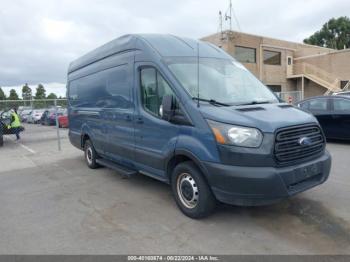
[84, 140, 99, 169]
[171, 161, 216, 218]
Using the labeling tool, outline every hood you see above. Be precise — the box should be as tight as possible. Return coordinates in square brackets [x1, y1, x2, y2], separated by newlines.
[199, 103, 318, 133]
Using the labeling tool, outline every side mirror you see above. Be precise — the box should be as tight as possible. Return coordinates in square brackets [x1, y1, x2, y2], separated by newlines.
[161, 95, 175, 121]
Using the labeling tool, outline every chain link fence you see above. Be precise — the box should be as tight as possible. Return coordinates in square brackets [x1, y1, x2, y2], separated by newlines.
[0, 99, 67, 111]
[0, 99, 67, 151]
[275, 91, 303, 104]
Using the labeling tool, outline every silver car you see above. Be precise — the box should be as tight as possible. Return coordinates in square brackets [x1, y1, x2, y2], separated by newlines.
[27, 109, 45, 124]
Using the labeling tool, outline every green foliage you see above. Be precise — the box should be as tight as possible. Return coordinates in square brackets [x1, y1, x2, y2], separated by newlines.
[304, 16, 350, 49]
[22, 83, 32, 100]
[47, 93, 58, 99]
[8, 89, 20, 100]
[0, 87, 6, 100]
[34, 84, 46, 99]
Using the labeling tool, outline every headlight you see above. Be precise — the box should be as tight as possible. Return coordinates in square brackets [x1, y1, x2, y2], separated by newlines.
[207, 120, 263, 148]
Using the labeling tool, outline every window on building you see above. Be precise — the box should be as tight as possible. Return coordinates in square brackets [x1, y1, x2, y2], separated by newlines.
[341, 80, 349, 89]
[333, 98, 350, 111]
[267, 85, 281, 93]
[140, 67, 176, 117]
[264, 50, 281, 65]
[234, 46, 256, 63]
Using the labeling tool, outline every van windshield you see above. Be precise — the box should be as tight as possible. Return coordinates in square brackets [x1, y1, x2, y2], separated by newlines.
[165, 57, 278, 106]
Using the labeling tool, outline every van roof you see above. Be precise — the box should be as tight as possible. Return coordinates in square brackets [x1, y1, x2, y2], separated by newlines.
[68, 34, 231, 74]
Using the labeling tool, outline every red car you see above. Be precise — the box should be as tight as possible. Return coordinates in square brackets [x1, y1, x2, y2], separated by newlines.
[58, 110, 68, 128]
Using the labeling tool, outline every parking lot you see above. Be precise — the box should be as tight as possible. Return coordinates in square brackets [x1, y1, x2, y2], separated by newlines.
[0, 123, 349, 255]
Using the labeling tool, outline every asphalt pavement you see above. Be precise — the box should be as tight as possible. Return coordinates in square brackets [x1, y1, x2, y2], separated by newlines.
[0, 124, 349, 254]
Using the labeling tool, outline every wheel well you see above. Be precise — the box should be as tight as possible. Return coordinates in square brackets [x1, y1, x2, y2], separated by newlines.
[81, 134, 90, 148]
[167, 154, 207, 181]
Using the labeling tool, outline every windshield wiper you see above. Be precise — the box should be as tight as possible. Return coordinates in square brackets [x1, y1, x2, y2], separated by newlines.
[236, 100, 272, 106]
[192, 97, 231, 107]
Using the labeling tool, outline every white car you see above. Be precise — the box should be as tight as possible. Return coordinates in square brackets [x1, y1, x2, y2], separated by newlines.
[27, 110, 45, 124]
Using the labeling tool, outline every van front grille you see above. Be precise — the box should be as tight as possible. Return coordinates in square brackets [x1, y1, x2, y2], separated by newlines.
[274, 124, 325, 165]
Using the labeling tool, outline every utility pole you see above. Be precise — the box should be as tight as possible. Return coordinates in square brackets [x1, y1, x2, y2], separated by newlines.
[219, 11, 223, 40]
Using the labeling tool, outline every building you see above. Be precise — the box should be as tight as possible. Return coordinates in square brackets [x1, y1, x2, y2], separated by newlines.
[202, 31, 350, 101]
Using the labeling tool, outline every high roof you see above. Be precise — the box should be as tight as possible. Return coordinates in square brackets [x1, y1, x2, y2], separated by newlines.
[68, 34, 231, 74]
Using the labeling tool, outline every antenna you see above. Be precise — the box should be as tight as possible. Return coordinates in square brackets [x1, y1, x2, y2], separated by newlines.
[219, 11, 223, 36]
[225, 0, 232, 31]
[224, 0, 241, 32]
[197, 42, 200, 108]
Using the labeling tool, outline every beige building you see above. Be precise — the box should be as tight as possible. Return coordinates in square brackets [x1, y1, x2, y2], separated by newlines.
[202, 31, 350, 101]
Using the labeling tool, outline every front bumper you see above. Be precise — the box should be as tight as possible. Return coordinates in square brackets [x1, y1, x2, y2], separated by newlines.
[203, 150, 331, 206]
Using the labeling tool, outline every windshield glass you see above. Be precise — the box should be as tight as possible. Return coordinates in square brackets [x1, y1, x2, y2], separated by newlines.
[165, 57, 278, 105]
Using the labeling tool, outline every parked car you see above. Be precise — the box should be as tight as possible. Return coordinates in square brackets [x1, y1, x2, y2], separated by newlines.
[58, 109, 68, 128]
[27, 109, 45, 124]
[19, 109, 32, 123]
[296, 95, 350, 140]
[41, 109, 65, 126]
[67, 34, 331, 218]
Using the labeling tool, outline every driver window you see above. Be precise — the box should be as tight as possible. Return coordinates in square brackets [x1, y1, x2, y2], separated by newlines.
[140, 67, 176, 117]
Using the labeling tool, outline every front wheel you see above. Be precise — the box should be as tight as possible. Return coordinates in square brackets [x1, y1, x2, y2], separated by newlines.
[171, 161, 216, 219]
[84, 140, 99, 169]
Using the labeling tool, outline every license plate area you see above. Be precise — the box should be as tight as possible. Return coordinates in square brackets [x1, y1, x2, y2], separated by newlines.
[287, 163, 323, 193]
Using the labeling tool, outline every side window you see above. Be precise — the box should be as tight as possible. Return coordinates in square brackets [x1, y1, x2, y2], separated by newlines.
[140, 67, 176, 117]
[104, 65, 131, 109]
[106, 65, 128, 97]
[68, 65, 131, 108]
[309, 99, 328, 111]
[300, 101, 309, 110]
[333, 98, 350, 111]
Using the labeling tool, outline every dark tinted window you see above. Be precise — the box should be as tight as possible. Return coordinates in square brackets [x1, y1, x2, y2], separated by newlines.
[309, 99, 328, 111]
[299, 101, 309, 110]
[333, 98, 350, 111]
[234, 46, 256, 63]
[69, 65, 131, 108]
[267, 85, 281, 92]
[264, 50, 281, 65]
[140, 68, 176, 117]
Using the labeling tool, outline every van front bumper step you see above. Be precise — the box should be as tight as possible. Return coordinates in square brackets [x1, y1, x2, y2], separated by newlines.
[203, 150, 331, 206]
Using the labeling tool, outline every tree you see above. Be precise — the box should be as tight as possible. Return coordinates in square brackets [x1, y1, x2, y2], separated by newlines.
[304, 16, 350, 50]
[22, 83, 32, 100]
[34, 84, 46, 99]
[0, 87, 6, 100]
[8, 89, 19, 100]
[47, 93, 57, 99]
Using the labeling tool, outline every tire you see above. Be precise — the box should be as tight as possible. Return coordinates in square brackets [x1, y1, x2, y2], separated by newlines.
[84, 140, 99, 169]
[171, 161, 216, 219]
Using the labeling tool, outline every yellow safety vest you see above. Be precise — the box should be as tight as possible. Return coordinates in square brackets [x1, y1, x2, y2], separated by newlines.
[11, 112, 21, 128]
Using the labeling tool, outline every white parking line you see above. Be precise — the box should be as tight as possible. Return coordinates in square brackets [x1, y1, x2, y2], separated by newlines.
[10, 139, 36, 154]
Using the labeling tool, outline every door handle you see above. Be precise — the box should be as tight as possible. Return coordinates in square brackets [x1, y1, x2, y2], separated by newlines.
[136, 117, 143, 124]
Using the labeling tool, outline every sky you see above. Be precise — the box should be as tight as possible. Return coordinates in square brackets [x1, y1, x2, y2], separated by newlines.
[1, 0, 349, 98]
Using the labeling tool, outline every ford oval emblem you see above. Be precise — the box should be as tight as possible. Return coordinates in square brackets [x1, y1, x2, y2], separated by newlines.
[298, 137, 312, 146]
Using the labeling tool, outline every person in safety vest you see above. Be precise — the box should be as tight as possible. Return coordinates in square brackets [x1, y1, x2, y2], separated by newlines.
[9, 108, 21, 140]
